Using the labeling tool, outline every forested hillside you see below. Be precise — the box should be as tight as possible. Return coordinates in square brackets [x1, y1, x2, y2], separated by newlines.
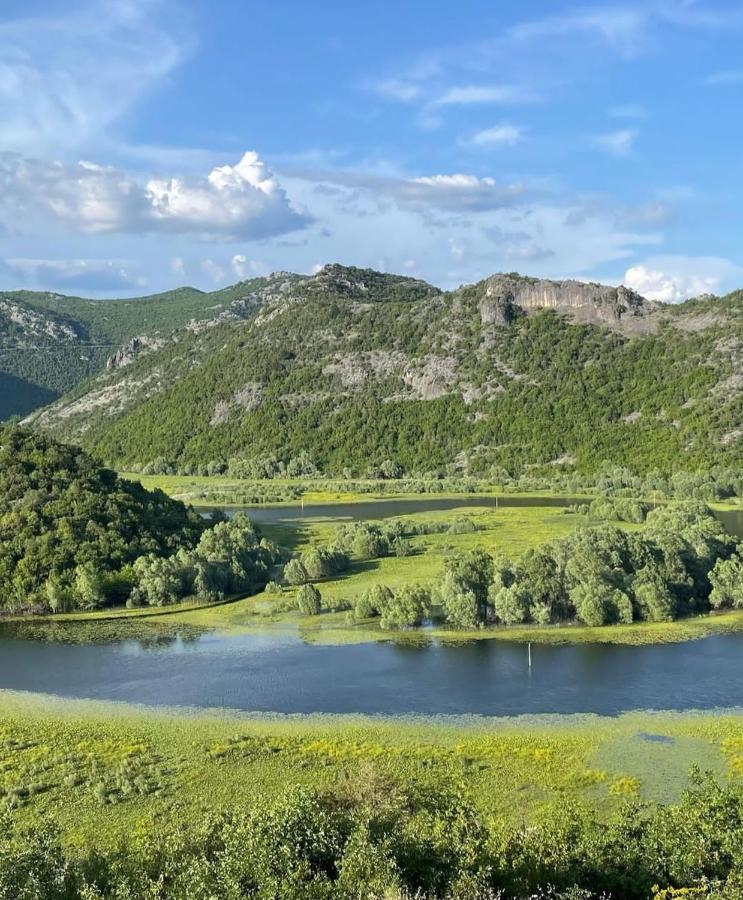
[0, 277, 292, 417]
[27, 266, 743, 477]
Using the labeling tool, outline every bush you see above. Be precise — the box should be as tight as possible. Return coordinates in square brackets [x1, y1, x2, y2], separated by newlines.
[296, 583, 322, 615]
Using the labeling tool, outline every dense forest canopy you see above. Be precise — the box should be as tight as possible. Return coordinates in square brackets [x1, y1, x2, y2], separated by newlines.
[0, 427, 207, 611]
[22, 267, 742, 477]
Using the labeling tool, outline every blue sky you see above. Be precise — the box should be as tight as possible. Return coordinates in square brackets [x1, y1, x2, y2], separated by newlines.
[1, 0, 743, 300]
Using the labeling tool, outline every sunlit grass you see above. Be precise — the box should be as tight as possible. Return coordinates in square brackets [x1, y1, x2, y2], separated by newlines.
[1, 691, 741, 851]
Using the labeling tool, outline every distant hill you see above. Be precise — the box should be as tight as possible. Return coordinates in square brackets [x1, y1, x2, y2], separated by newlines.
[24, 265, 743, 476]
[0, 279, 286, 417]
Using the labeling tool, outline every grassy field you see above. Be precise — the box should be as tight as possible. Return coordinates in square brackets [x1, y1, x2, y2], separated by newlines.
[2, 690, 742, 852]
[6, 498, 743, 647]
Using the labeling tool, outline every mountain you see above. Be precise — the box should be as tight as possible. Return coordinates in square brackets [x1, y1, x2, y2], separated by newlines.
[24, 265, 743, 475]
[0, 279, 290, 418]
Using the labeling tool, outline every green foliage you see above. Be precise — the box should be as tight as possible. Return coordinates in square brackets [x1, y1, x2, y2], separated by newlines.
[379, 583, 431, 629]
[284, 558, 309, 586]
[29, 268, 743, 477]
[710, 551, 743, 609]
[295, 583, 322, 615]
[438, 549, 495, 626]
[3, 770, 743, 897]
[0, 426, 204, 611]
[349, 583, 393, 622]
[132, 514, 280, 606]
[486, 504, 739, 628]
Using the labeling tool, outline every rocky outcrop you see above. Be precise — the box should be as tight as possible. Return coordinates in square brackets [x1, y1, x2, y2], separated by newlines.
[476, 274, 654, 326]
[106, 335, 165, 370]
[0, 299, 79, 343]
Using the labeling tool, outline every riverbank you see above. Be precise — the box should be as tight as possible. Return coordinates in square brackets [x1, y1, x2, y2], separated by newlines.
[3, 495, 741, 647]
[2, 690, 741, 850]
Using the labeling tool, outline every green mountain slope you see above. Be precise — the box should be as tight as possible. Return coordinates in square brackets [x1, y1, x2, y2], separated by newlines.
[27, 266, 743, 475]
[0, 278, 288, 417]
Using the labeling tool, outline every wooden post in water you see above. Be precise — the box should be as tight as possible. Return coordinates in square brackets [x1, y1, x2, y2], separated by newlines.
[528, 642, 532, 669]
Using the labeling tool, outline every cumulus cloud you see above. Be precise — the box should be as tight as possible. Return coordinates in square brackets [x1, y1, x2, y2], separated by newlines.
[403, 173, 527, 212]
[623, 255, 743, 302]
[3, 258, 145, 292]
[593, 129, 638, 157]
[0, 151, 311, 240]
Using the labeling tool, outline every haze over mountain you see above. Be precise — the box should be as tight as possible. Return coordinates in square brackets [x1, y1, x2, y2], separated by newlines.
[16, 265, 742, 476]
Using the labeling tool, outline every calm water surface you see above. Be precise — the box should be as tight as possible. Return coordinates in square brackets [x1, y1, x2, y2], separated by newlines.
[1, 495, 740, 717]
[221, 495, 743, 539]
[0, 630, 741, 716]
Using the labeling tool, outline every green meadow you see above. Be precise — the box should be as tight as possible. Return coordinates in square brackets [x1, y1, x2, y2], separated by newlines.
[8, 492, 743, 647]
[2, 690, 742, 852]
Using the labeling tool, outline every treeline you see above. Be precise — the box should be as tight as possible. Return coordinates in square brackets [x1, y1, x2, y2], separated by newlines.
[131, 457, 743, 504]
[328, 505, 740, 630]
[3, 772, 743, 898]
[0, 428, 276, 613]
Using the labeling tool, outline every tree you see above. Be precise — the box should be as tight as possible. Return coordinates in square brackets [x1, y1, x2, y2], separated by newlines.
[379, 459, 403, 480]
[74, 564, 106, 610]
[296, 583, 322, 615]
[44, 574, 70, 613]
[379, 585, 430, 630]
[132, 554, 185, 606]
[632, 566, 676, 622]
[351, 584, 392, 621]
[441, 549, 494, 625]
[438, 572, 480, 628]
[300, 547, 331, 580]
[492, 582, 531, 626]
[709, 552, 743, 609]
[284, 558, 309, 586]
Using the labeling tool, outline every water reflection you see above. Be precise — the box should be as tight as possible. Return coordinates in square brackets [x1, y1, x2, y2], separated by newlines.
[2, 629, 739, 716]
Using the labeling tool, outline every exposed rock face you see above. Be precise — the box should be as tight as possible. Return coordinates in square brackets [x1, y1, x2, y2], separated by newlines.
[210, 382, 264, 425]
[106, 335, 165, 370]
[477, 274, 653, 326]
[478, 294, 518, 326]
[0, 299, 79, 343]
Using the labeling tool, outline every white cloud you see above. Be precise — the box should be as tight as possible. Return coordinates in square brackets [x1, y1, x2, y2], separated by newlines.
[593, 129, 638, 157]
[0, 151, 311, 240]
[432, 84, 534, 106]
[231, 255, 267, 279]
[3, 257, 145, 292]
[170, 256, 186, 276]
[370, 79, 421, 102]
[0, 0, 187, 156]
[464, 124, 523, 147]
[624, 255, 743, 302]
[507, 8, 649, 57]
